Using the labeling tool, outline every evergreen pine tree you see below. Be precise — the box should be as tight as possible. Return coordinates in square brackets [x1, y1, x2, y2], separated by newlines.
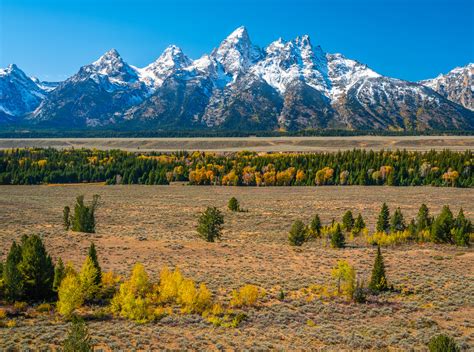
[353, 280, 366, 303]
[63, 206, 71, 230]
[87, 243, 102, 286]
[288, 220, 307, 246]
[309, 214, 322, 237]
[71, 195, 99, 233]
[3, 241, 23, 301]
[63, 315, 93, 352]
[330, 224, 345, 248]
[369, 246, 388, 292]
[53, 258, 66, 292]
[453, 208, 471, 247]
[416, 203, 431, 232]
[408, 219, 417, 239]
[353, 214, 366, 234]
[390, 207, 406, 233]
[197, 207, 224, 242]
[387, 171, 397, 186]
[431, 205, 454, 243]
[342, 211, 355, 231]
[376, 203, 390, 233]
[18, 234, 55, 301]
[79, 256, 99, 301]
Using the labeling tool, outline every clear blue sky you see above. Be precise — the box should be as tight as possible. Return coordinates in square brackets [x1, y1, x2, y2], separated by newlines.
[1, 0, 472, 82]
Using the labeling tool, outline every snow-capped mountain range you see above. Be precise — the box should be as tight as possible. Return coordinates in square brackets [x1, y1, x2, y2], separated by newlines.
[1, 26, 473, 131]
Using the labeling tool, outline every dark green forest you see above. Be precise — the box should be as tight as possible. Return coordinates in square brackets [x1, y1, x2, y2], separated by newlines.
[0, 148, 472, 187]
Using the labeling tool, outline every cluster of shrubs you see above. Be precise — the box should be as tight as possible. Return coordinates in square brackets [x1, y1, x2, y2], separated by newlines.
[63, 195, 100, 233]
[0, 234, 266, 331]
[288, 211, 367, 248]
[368, 203, 471, 247]
[288, 203, 471, 248]
[323, 245, 389, 305]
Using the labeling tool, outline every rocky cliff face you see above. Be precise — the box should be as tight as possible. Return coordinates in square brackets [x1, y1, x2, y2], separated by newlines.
[419, 63, 473, 111]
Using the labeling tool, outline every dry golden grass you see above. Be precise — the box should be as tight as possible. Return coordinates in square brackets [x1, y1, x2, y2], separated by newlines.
[0, 184, 473, 350]
[0, 135, 473, 152]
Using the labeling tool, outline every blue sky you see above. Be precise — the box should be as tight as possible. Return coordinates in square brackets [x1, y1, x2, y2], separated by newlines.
[1, 0, 472, 82]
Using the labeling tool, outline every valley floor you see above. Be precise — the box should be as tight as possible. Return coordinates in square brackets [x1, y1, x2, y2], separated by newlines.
[0, 185, 473, 350]
[0, 135, 473, 152]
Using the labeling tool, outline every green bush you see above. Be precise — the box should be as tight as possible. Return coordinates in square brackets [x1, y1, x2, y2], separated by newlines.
[63, 315, 93, 352]
[427, 334, 460, 352]
[227, 197, 240, 212]
[309, 214, 322, 237]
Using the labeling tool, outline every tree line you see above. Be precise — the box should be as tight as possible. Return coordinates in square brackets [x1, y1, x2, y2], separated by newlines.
[287, 203, 472, 248]
[0, 148, 472, 187]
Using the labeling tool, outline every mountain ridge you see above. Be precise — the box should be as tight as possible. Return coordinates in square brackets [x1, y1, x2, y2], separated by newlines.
[1, 26, 473, 131]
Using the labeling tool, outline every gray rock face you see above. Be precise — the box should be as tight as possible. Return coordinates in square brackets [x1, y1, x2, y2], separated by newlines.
[2, 28, 473, 131]
[30, 49, 150, 128]
[0, 64, 53, 122]
[419, 64, 473, 111]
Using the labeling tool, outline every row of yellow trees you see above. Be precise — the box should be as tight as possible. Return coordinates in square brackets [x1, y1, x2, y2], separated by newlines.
[56, 255, 266, 327]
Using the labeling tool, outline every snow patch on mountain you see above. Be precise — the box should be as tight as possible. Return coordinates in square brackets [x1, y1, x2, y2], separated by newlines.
[139, 45, 192, 88]
[327, 53, 380, 99]
[251, 35, 330, 94]
[419, 63, 473, 110]
[0, 64, 53, 117]
[211, 26, 263, 79]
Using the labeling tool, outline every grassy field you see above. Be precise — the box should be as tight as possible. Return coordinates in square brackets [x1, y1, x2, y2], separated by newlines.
[0, 184, 473, 350]
[0, 135, 473, 152]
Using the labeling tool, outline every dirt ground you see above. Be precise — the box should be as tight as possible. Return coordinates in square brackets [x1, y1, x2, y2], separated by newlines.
[0, 135, 473, 152]
[0, 184, 473, 350]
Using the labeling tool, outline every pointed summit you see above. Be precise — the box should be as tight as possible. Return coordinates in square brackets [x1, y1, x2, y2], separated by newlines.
[155, 45, 192, 69]
[0, 64, 32, 83]
[226, 26, 249, 41]
[7, 63, 20, 72]
[93, 48, 123, 67]
[295, 35, 312, 48]
[140, 45, 192, 87]
[212, 26, 263, 77]
[88, 48, 138, 83]
[104, 48, 120, 58]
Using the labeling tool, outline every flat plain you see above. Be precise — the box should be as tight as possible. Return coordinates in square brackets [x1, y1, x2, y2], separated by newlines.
[0, 135, 473, 152]
[0, 184, 473, 350]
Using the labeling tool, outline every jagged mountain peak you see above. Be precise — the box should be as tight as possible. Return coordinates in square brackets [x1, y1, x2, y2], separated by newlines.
[81, 48, 139, 84]
[225, 26, 249, 41]
[0, 64, 48, 118]
[139, 45, 193, 88]
[150, 45, 191, 69]
[252, 33, 330, 94]
[419, 62, 473, 111]
[92, 48, 123, 69]
[212, 26, 263, 77]
[294, 34, 311, 47]
[1, 63, 29, 80]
